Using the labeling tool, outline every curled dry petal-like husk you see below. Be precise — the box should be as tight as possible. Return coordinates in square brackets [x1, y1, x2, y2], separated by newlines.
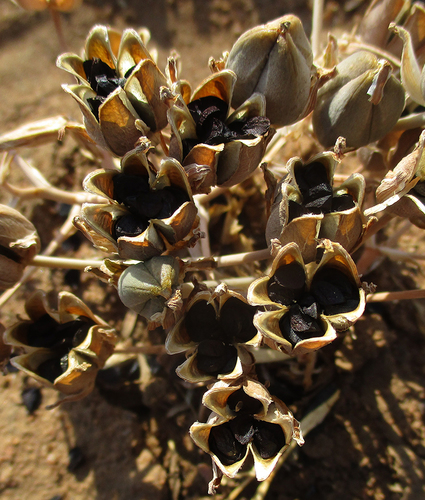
[12, 0, 82, 11]
[248, 240, 365, 354]
[79, 154, 199, 260]
[0, 204, 40, 289]
[168, 72, 273, 192]
[356, 0, 406, 49]
[4, 291, 116, 405]
[266, 153, 367, 261]
[190, 396, 303, 480]
[202, 378, 274, 419]
[253, 307, 337, 356]
[225, 15, 316, 127]
[176, 344, 254, 384]
[390, 23, 425, 106]
[373, 129, 425, 225]
[312, 51, 405, 149]
[166, 287, 261, 354]
[117, 256, 184, 329]
[58, 25, 169, 156]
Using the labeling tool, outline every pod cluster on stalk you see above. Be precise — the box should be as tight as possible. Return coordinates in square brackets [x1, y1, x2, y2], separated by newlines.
[5, 1, 425, 493]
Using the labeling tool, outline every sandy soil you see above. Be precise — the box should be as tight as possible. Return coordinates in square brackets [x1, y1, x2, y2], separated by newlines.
[1, 1, 425, 499]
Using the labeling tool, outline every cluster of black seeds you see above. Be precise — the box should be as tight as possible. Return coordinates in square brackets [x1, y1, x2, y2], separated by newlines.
[26, 314, 95, 383]
[184, 298, 257, 377]
[208, 390, 286, 465]
[267, 263, 359, 346]
[181, 95, 270, 158]
[83, 58, 134, 119]
[111, 173, 189, 240]
[288, 162, 355, 221]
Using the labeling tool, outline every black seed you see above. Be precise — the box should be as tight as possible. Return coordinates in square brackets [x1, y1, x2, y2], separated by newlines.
[21, 387, 42, 414]
[229, 415, 256, 445]
[196, 340, 237, 375]
[112, 173, 150, 205]
[295, 162, 329, 197]
[26, 314, 60, 348]
[253, 420, 285, 459]
[227, 389, 263, 415]
[279, 306, 324, 347]
[86, 96, 105, 120]
[332, 193, 355, 212]
[299, 294, 320, 319]
[307, 182, 333, 201]
[185, 301, 223, 342]
[156, 186, 189, 219]
[113, 214, 148, 239]
[304, 194, 333, 213]
[83, 58, 121, 97]
[288, 200, 307, 222]
[220, 297, 257, 343]
[67, 446, 85, 472]
[311, 280, 345, 306]
[37, 358, 63, 383]
[209, 422, 246, 466]
[311, 267, 359, 315]
[60, 354, 69, 373]
[267, 262, 306, 306]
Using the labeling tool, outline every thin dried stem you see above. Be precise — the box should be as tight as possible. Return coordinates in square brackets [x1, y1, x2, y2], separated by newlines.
[367, 289, 425, 302]
[49, 8, 68, 52]
[2, 182, 106, 205]
[374, 246, 425, 261]
[213, 248, 270, 267]
[31, 255, 102, 269]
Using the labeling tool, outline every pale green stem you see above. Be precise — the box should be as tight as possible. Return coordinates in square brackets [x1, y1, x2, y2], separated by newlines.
[311, 0, 324, 58]
[212, 247, 270, 267]
[393, 112, 425, 131]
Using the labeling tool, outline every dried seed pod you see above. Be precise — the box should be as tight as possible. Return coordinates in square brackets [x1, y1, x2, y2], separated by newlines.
[389, 23, 425, 106]
[0, 204, 40, 290]
[190, 381, 303, 482]
[374, 129, 425, 227]
[118, 255, 184, 329]
[78, 147, 199, 260]
[4, 291, 117, 406]
[167, 70, 274, 193]
[11, 0, 82, 11]
[57, 25, 169, 156]
[166, 286, 260, 383]
[266, 152, 368, 263]
[248, 241, 365, 355]
[312, 51, 405, 149]
[225, 15, 317, 127]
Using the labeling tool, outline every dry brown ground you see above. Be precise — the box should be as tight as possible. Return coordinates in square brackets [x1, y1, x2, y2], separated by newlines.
[1, 1, 425, 499]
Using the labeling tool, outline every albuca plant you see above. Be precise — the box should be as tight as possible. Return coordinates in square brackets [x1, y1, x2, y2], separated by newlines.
[3, 0, 425, 496]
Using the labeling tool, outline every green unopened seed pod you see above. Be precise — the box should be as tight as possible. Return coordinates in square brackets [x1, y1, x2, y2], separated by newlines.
[225, 15, 316, 128]
[312, 51, 405, 149]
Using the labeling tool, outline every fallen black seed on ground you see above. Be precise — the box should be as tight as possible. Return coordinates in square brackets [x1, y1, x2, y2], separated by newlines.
[21, 387, 42, 414]
[67, 446, 86, 473]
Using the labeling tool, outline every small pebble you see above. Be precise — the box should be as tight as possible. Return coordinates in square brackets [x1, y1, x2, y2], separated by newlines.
[21, 387, 42, 414]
